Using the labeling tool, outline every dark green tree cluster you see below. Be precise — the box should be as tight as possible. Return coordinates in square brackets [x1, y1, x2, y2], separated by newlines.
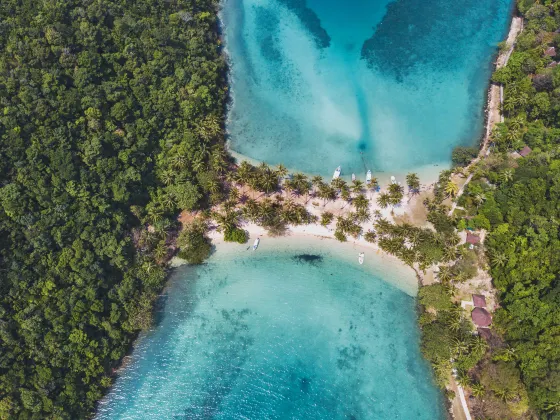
[373, 217, 459, 269]
[452, 1, 560, 416]
[0, 0, 226, 417]
[418, 284, 488, 389]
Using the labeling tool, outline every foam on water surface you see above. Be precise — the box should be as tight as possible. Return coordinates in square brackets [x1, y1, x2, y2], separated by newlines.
[222, 0, 513, 176]
[97, 243, 445, 419]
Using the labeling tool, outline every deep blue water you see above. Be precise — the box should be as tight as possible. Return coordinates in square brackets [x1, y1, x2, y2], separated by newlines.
[222, 0, 513, 177]
[97, 247, 445, 419]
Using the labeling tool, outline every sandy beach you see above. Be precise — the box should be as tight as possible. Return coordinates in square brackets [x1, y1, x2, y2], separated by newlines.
[205, 225, 420, 295]
[174, 179, 430, 295]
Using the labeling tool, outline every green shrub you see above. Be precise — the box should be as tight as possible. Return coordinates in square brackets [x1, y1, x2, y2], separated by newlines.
[452, 146, 479, 167]
[177, 222, 212, 264]
[334, 230, 347, 242]
[224, 227, 248, 243]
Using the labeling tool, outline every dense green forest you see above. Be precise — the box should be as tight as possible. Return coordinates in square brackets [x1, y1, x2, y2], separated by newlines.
[450, 0, 560, 416]
[0, 0, 226, 417]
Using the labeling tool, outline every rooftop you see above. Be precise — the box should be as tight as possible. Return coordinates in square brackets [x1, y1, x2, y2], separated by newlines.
[545, 46, 556, 57]
[466, 232, 481, 245]
[472, 294, 486, 308]
[519, 145, 532, 157]
[472, 307, 492, 327]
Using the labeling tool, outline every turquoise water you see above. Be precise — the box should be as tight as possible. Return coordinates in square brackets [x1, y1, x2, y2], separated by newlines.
[222, 0, 513, 176]
[97, 245, 444, 419]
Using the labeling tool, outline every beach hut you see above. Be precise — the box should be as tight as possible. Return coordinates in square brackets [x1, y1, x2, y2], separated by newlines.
[466, 232, 480, 246]
[472, 294, 486, 308]
[472, 307, 492, 327]
[545, 46, 556, 57]
[518, 145, 532, 157]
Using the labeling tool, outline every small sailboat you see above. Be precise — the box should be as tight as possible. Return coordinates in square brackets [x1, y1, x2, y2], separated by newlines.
[252, 238, 260, 251]
[366, 170, 372, 184]
[333, 166, 341, 180]
[390, 175, 396, 184]
[358, 252, 365, 265]
[352, 173, 356, 181]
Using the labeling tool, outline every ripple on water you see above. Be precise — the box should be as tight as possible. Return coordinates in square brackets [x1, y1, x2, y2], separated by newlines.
[97, 249, 445, 419]
[222, 0, 514, 176]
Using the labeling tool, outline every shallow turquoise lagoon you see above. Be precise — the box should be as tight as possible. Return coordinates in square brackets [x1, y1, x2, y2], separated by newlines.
[222, 0, 513, 176]
[97, 245, 445, 419]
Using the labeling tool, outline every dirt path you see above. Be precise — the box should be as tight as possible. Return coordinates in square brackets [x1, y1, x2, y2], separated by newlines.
[449, 16, 523, 216]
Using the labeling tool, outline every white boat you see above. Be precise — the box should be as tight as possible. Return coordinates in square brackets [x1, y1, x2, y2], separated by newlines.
[366, 170, 372, 184]
[252, 238, 260, 251]
[390, 175, 396, 184]
[351, 173, 356, 181]
[333, 166, 341, 179]
[358, 252, 365, 265]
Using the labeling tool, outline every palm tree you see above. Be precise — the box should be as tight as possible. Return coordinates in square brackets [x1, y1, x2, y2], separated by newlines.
[318, 183, 336, 205]
[436, 265, 453, 284]
[336, 216, 352, 233]
[311, 175, 324, 190]
[369, 177, 380, 193]
[275, 164, 288, 179]
[543, 400, 560, 414]
[470, 383, 485, 398]
[500, 169, 513, 183]
[364, 230, 377, 243]
[377, 193, 391, 209]
[320, 211, 334, 227]
[160, 169, 175, 186]
[207, 179, 221, 195]
[470, 336, 488, 356]
[353, 194, 369, 211]
[154, 242, 168, 261]
[257, 199, 276, 224]
[444, 180, 459, 198]
[443, 246, 457, 263]
[236, 161, 253, 192]
[473, 193, 486, 207]
[229, 187, 240, 203]
[242, 199, 259, 221]
[509, 116, 524, 131]
[506, 129, 521, 149]
[340, 185, 352, 208]
[451, 337, 470, 358]
[142, 260, 158, 274]
[494, 387, 516, 402]
[351, 179, 364, 194]
[211, 145, 229, 174]
[406, 172, 420, 193]
[261, 170, 279, 194]
[196, 114, 222, 141]
[331, 177, 346, 191]
[171, 154, 189, 170]
[292, 173, 310, 199]
[490, 252, 507, 268]
[281, 200, 299, 224]
[407, 229, 421, 246]
[212, 210, 238, 233]
[503, 97, 517, 114]
[355, 208, 371, 223]
[456, 371, 472, 388]
[161, 193, 176, 210]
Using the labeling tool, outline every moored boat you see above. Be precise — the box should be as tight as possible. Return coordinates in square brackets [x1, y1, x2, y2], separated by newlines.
[253, 238, 260, 251]
[366, 170, 372, 184]
[390, 175, 396, 184]
[358, 252, 364, 265]
[352, 173, 356, 181]
[333, 166, 341, 179]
